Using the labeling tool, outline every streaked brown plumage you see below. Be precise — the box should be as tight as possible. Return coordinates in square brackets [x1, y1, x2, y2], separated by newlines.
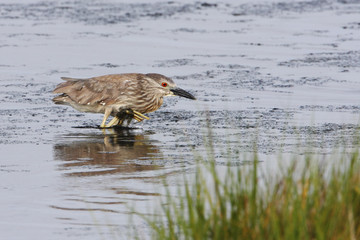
[52, 73, 196, 127]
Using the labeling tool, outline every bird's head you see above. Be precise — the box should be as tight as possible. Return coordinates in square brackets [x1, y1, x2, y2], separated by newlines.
[145, 73, 196, 100]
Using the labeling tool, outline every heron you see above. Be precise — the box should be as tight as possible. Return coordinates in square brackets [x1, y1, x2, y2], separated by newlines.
[52, 73, 196, 127]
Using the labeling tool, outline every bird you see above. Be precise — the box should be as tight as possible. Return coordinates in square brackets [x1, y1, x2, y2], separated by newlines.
[52, 73, 196, 128]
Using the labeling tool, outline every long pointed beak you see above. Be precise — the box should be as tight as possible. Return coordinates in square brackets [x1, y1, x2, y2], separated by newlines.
[170, 87, 196, 100]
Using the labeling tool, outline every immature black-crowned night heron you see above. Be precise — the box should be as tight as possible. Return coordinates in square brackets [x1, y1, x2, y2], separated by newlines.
[52, 73, 196, 128]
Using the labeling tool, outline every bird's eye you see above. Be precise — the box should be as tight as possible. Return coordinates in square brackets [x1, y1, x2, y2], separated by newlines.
[161, 82, 168, 87]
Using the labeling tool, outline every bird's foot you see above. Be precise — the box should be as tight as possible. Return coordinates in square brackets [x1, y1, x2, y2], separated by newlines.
[128, 110, 150, 122]
[103, 109, 149, 128]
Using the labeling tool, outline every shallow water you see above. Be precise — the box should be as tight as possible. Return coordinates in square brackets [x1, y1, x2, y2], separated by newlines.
[1, 0, 360, 239]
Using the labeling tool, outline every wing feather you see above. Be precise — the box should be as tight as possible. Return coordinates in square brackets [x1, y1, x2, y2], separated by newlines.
[53, 74, 143, 106]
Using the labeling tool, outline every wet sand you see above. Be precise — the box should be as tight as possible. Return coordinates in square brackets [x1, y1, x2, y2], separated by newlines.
[1, 0, 360, 239]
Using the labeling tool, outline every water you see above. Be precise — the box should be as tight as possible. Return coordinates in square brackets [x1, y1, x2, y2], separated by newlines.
[1, 0, 360, 239]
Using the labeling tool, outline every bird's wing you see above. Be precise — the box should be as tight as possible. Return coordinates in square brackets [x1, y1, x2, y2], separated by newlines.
[53, 74, 141, 106]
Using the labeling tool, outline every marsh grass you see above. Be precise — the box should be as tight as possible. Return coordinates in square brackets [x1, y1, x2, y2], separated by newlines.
[137, 145, 360, 240]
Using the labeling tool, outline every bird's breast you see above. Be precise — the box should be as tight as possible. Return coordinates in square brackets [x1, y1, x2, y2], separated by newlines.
[135, 94, 163, 114]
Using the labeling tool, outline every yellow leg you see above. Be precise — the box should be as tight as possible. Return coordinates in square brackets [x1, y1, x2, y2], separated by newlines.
[105, 109, 149, 128]
[100, 108, 112, 128]
[117, 117, 125, 126]
[105, 116, 120, 128]
[100, 128, 107, 135]
[132, 110, 150, 120]
[133, 115, 143, 122]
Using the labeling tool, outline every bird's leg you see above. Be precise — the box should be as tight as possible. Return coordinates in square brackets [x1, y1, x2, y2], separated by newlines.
[132, 115, 143, 122]
[124, 109, 141, 122]
[107, 109, 129, 127]
[117, 117, 125, 126]
[105, 116, 120, 128]
[132, 110, 150, 121]
[110, 109, 148, 127]
[100, 108, 112, 128]
[123, 109, 149, 122]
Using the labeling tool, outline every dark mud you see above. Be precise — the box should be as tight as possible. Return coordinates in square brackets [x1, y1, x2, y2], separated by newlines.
[1, 0, 360, 239]
[279, 50, 360, 69]
[0, 1, 214, 24]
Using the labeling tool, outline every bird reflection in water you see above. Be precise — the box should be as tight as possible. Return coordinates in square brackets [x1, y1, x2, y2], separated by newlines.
[53, 128, 162, 177]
